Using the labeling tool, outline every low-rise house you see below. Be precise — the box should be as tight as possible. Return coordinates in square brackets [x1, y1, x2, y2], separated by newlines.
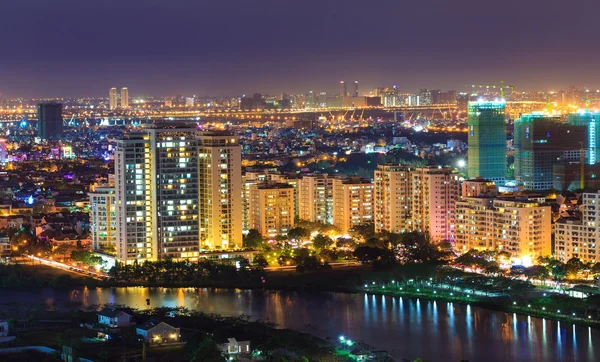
[136, 319, 180, 343]
[0, 234, 10, 258]
[97, 308, 135, 328]
[0, 321, 8, 337]
[220, 338, 251, 355]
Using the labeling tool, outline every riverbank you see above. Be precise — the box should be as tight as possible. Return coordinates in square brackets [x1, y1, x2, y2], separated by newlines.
[6, 262, 600, 330]
[360, 281, 600, 329]
[0, 307, 380, 361]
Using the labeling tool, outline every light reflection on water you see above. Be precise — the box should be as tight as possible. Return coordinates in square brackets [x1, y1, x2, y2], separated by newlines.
[0, 288, 597, 362]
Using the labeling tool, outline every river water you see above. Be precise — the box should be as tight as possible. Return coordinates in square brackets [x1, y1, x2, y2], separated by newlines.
[1, 287, 597, 362]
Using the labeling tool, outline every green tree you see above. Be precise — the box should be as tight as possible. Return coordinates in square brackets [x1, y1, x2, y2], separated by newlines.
[312, 234, 334, 250]
[243, 229, 263, 248]
[288, 227, 310, 242]
[252, 254, 269, 268]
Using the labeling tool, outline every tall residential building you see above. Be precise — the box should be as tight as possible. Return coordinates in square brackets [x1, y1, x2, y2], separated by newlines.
[374, 164, 459, 241]
[121, 87, 129, 109]
[248, 182, 295, 238]
[410, 166, 460, 242]
[467, 100, 507, 184]
[298, 174, 334, 224]
[455, 196, 551, 260]
[115, 126, 200, 264]
[270, 173, 300, 220]
[332, 177, 373, 234]
[514, 112, 586, 190]
[340, 81, 347, 97]
[89, 187, 116, 252]
[109, 87, 118, 110]
[374, 164, 412, 234]
[555, 191, 600, 263]
[353, 81, 359, 97]
[0, 139, 7, 164]
[242, 170, 273, 233]
[197, 132, 243, 250]
[37, 103, 63, 140]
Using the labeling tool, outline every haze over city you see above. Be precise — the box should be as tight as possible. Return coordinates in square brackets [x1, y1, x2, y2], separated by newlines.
[3, 0, 600, 97]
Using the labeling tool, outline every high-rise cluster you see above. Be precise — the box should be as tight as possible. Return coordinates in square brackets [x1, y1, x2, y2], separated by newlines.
[109, 87, 130, 110]
[105, 126, 242, 264]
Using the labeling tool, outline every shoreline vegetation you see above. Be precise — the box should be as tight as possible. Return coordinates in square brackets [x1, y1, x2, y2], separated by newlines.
[0, 306, 384, 361]
[2, 262, 600, 330]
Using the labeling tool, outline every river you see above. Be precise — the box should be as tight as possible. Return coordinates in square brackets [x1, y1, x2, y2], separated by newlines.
[1, 287, 597, 362]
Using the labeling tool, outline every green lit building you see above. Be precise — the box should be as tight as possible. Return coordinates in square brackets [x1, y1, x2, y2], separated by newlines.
[566, 111, 600, 165]
[467, 100, 507, 184]
[514, 112, 587, 190]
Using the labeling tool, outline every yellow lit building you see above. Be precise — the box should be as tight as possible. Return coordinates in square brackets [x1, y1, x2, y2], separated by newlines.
[374, 164, 459, 242]
[115, 126, 200, 264]
[248, 182, 295, 238]
[197, 132, 243, 250]
[332, 176, 373, 233]
[455, 196, 551, 260]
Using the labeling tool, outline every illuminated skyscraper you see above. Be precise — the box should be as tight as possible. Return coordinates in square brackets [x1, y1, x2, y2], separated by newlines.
[109, 87, 118, 109]
[89, 187, 116, 252]
[115, 126, 200, 264]
[37, 102, 63, 140]
[514, 112, 586, 190]
[340, 81, 346, 97]
[120, 87, 129, 109]
[353, 81, 359, 97]
[567, 111, 600, 165]
[197, 132, 243, 250]
[467, 100, 506, 184]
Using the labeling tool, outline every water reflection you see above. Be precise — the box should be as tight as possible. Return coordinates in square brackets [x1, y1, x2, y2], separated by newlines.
[0, 287, 597, 362]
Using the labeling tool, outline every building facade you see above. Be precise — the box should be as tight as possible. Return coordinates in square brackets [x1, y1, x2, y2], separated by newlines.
[109, 87, 118, 110]
[248, 182, 295, 238]
[332, 177, 373, 234]
[298, 174, 334, 224]
[197, 132, 242, 250]
[467, 100, 507, 184]
[121, 87, 129, 109]
[555, 191, 600, 263]
[37, 103, 63, 140]
[374, 164, 412, 234]
[514, 112, 586, 190]
[455, 196, 551, 260]
[89, 187, 116, 253]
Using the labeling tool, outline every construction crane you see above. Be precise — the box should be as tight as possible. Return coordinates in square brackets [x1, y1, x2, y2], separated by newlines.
[582, 96, 600, 111]
[466, 81, 515, 99]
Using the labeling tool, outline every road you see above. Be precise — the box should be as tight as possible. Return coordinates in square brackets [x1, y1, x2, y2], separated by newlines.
[25, 255, 109, 280]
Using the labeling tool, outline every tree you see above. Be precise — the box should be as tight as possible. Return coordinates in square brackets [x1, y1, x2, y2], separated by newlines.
[185, 333, 224, 362]
[565, 257, 585, 279]
[312, 234, 334, 250]
[252, 254, 269, 268]
[288, 227, 310, 242]
[243, 229, 263, 248]
[353, 246, 383, 263]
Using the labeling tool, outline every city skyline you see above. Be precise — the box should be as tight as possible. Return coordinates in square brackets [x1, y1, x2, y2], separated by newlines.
[2, 0, 600, 98]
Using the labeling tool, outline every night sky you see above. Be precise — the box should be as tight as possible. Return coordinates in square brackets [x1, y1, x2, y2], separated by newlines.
[2, 0, 600, 98]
